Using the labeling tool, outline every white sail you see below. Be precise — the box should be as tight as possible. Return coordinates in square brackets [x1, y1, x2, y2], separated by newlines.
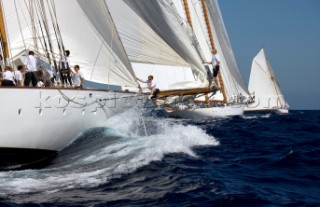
[1, 1, 47, 59]
[107, 0, 197, 89]
[123, 0, 208, 84]
[247, 48, 289, 111]
[121, 0, 249, 102]
[189, 0, 213, 61]
[2, 0, 138, 87]
[206, 0, 249, 100]
[179, 0, 227, 101]
[118, 0, 245, 118]
[106, 0, 189, 67]
[168, 0, 249, 103]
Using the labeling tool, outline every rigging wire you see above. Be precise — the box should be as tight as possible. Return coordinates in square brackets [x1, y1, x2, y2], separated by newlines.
[34, 2, 51, 67]
[36, 0, 59, 78]
[14, 0, 27, 54]
[46, 0, 63, 57]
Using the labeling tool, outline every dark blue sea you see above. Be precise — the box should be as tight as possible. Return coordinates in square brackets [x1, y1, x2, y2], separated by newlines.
[1, 110, 319, 206]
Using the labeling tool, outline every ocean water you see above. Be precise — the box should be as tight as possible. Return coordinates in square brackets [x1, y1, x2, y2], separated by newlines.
[0, 109, 319, 206]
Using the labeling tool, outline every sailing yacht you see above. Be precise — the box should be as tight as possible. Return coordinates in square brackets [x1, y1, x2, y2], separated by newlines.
[246, 48, 289, 114]
[0, 0, 145, 168]
[112, 0, 248, 118]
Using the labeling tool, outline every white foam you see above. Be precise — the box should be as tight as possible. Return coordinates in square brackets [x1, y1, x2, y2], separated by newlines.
[0, 109, 218, 196]
[241, 113, 272, 119]
[261, 113, 271, 118]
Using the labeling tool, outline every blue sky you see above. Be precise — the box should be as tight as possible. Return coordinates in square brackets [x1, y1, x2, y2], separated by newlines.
[218, 0, 320, 110]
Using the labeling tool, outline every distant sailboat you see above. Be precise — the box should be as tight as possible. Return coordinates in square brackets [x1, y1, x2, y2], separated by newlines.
[246, 48, 289, 114]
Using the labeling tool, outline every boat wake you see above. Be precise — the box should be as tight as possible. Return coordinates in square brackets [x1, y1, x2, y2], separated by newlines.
[0, 109, 218, 198]
[241, 113, 272, 120]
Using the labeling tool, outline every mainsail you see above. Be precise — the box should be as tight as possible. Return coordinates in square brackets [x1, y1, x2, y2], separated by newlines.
[170, 0, 250, 102]
[248, 48, 289, 110]
[206, 0, 249, 100]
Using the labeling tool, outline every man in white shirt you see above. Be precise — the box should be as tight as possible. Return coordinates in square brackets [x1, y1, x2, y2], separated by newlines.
[205, 49, 221, 85]
[23, 51, 38, 87]
[71, 65, 84, 88]
[2, 66, 15, 86]
[14, 65, 26, 86]
[136, 75, 160, 106]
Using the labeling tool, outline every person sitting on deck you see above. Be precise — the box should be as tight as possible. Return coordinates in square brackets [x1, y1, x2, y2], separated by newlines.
[35, 66, 53, 87]
[136, 75, 160, 106]
[14, 65, 26, 87]
[2, 66, 15, 86]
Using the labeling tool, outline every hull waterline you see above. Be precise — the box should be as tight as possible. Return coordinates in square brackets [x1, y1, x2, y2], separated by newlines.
[167, 105, 244, 119]
[244, 106, 289, 115]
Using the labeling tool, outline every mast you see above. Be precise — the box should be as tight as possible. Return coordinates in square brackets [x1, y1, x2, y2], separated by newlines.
[182, 0, 211, 107]
[200, 0, 227, 103]
[182, 0, 193, 29]
[265, 50, 283, 107]
[0, 1, 9, 65]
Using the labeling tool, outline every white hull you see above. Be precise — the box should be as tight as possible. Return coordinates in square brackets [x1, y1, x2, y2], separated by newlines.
[245, 106, 289, 114]
[167, 105, 244, 119]
[0, 88, 145, 155]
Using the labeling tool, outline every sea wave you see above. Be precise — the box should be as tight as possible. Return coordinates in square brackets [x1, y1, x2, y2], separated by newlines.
[0, 109, 218, 197]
